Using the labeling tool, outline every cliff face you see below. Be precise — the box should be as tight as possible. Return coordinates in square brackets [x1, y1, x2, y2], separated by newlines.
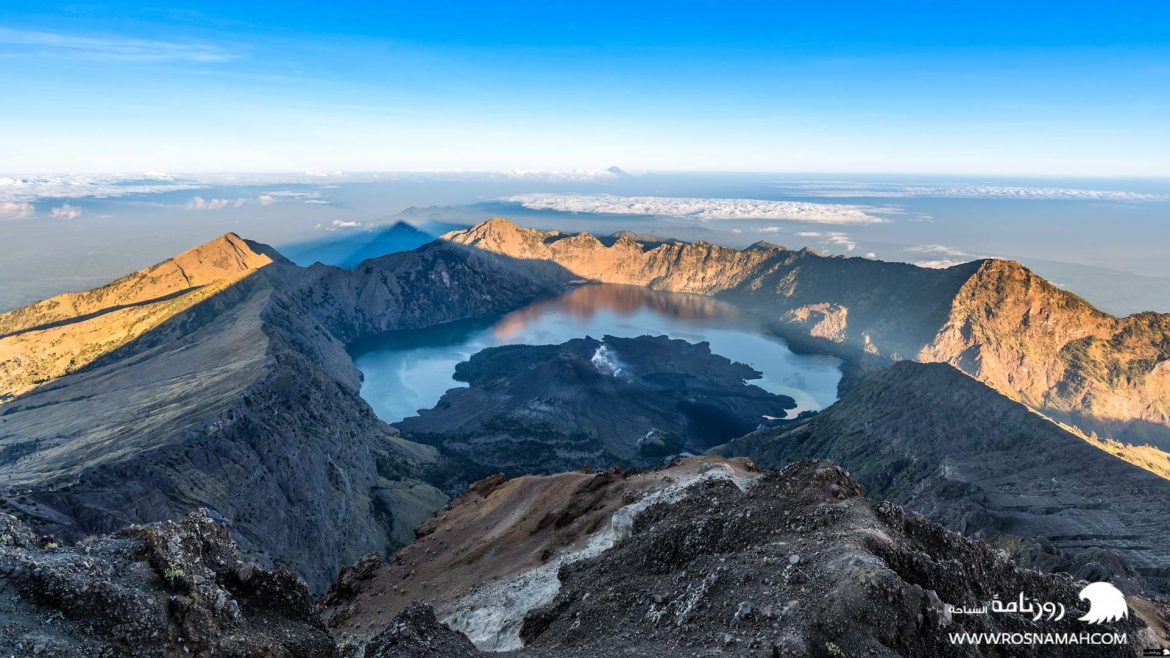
[919, 258, 1170, 448]
[0, 232, 572, 593]
[716, 361, 1170, 595]
[444, 218, 1170, 447]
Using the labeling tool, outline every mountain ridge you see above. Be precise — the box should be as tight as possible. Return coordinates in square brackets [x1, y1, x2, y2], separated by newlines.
[0, 232, 281, 400]
[0, 230, 575, 592]
[443, 218, 1170, 447]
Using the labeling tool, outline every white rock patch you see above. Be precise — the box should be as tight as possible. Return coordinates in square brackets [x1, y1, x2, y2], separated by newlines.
[442, 462, 757, 651]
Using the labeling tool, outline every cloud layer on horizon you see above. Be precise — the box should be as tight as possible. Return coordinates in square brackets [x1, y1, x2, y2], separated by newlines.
[784, 183, 1169, 201]
[505, 193, 892, 224]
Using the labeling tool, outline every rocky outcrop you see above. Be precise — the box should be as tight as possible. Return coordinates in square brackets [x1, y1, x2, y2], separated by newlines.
[0, 509, 337, 657]
[716, 361, 1170, 595]
[395, 335, 796, 488]
[358, 603, 479, 658]
[444, 218, 1170, 448]
[321, 458, 1170, 656]
[0, 232, 572, 593]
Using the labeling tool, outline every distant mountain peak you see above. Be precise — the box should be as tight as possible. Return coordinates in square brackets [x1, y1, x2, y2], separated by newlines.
[605, 166, 631, 177]
[442, 217, 550, 250]
[0, 232, 285, 399]
[178, 232, 285, 277]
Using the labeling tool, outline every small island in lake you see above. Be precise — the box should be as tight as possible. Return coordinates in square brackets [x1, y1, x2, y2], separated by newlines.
[395, 334, 796, 484]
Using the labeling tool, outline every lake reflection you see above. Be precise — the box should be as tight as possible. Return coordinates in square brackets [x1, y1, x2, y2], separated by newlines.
[352, 284, 842, 423]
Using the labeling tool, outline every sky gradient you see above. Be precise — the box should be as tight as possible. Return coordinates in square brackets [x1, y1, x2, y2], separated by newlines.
[2, 1, 1169, 176]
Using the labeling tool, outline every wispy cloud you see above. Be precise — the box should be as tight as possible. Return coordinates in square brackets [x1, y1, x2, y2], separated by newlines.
[905, 244, 968, 257]
[0, 201, 34, 220]
[500, 169, 626, 182]
[914, 259, 966, 269]
[318, 219, 362, 231]
[505, 193, 892, 224]
[825, 232, 856, 251]
[905, 243, 974, 268]
[50, 203, 83, 220]
[791, 229, 858, 253]
[0, 174, 205, 202]
[263, 190, 330, 205]
[0, 27, 237, 63]
[785, 182, 1169, 201]
[186, 196, 248, 210]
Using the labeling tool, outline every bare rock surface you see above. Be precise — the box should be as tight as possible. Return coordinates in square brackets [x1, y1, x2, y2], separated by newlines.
[358, 603, 479, 658]
[0, 509, 337, 657]
[321, 458, 1170, 656]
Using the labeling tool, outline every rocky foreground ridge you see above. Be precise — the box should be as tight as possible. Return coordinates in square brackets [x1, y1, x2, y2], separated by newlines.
[321, 458, 1169, 657]
[445, 218, 1170, 448]
[0, 509, 335, 656]
[13, 459, 1165, 656]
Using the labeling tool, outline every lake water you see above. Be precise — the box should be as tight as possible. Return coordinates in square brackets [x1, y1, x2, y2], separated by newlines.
[351, 284, 843, 423]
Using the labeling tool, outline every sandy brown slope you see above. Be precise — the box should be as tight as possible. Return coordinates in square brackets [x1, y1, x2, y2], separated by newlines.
[0, 233, 574, 592]
[0, 233, 280, 401]
[443, 218, 1170, 448]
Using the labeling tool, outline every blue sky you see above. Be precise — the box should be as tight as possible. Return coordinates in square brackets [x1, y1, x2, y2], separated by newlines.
[2, 1, 1169, 175]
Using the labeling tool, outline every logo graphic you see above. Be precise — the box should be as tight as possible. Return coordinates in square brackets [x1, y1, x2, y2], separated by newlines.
[1077, 582, 1128, 624]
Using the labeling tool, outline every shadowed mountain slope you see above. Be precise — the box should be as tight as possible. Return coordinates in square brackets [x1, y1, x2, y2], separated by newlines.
[444, 218, 1170, 448]
[0, 232, 574, 592]
[279, 221, 434, 269]
[715, 361, 1170, 594]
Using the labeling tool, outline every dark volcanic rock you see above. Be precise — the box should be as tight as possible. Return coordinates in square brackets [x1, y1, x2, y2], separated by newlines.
[716, 361, 1170, 596]
[519, 461, 1167, 657]
[359, 603, 479, 658]
[0, 509, 337, 657]
[395, 334, 795, 486]
[324, 459, 1170, 657]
